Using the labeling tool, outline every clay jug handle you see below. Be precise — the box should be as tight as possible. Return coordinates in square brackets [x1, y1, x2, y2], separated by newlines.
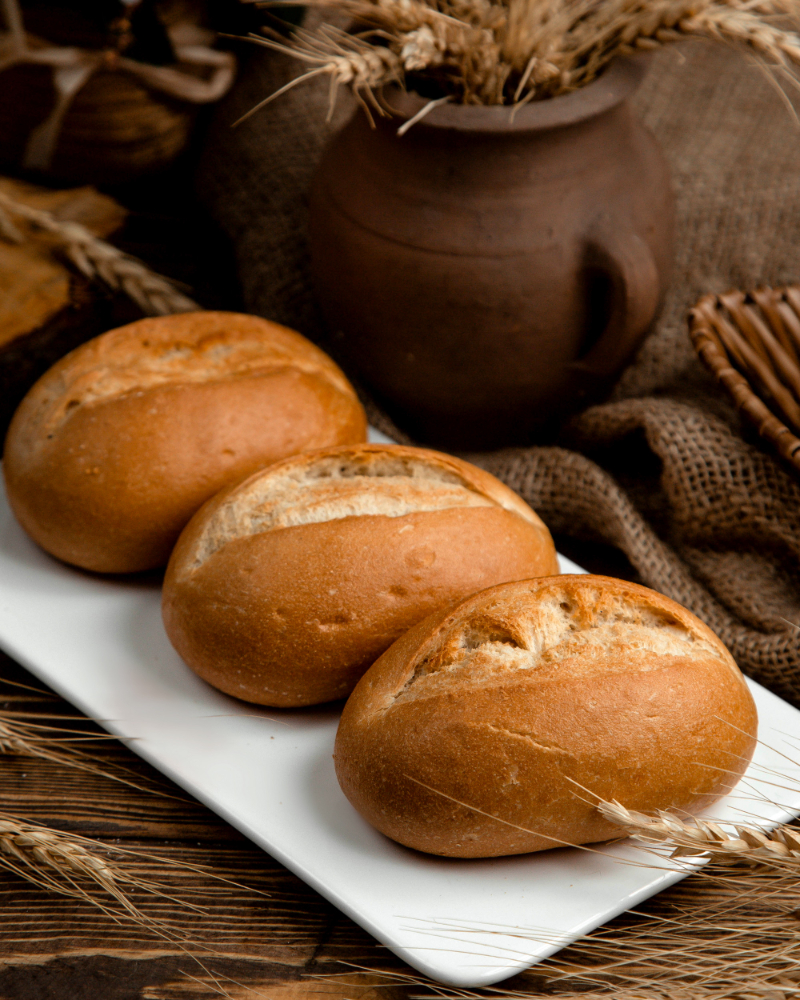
[578, 227, 660, 377]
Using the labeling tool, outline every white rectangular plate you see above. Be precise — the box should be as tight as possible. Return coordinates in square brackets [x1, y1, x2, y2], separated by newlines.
[0, 470, 799, 987]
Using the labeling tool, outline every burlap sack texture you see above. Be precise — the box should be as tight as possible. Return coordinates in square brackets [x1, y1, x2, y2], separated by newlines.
[197, 37, 800, 706]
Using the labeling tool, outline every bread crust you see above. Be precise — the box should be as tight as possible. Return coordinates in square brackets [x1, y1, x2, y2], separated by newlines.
[162, 444, 559, 706]
[3, 312, 367, 572]
[333, 575, 759, 857]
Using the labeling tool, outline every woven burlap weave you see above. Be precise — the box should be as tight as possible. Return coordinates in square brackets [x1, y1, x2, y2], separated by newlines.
[197, 37, 800, 705]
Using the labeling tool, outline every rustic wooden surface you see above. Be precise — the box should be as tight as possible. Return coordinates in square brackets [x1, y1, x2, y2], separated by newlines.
[0, 177, 127, 351]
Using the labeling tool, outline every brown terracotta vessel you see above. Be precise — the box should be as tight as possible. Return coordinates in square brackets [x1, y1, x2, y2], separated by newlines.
[309, 57, 674, 449]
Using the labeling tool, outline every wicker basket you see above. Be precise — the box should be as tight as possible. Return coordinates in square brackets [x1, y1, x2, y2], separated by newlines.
[689, 286, 800, 473]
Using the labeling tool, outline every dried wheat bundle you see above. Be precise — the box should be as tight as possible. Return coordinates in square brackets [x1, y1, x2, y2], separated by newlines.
[0, 188, 198, 316]
[363, 778, 800, 998]
[244, 0, 800, 111]
[386, 875, 800, 998]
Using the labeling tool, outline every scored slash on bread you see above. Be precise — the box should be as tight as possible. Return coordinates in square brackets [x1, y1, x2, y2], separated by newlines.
[3, 312, 367, 573]
[334, 575, 758, 858]
[162, 444, 560, 707]
[179, 446, 544, 568]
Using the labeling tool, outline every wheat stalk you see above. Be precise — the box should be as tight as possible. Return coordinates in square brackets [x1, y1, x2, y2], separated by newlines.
[0, 813, 281, 1000]
[0, 188, 199, 316]
[0, 713, 190, 800]
[0, 812, 269, 912]
[236, 24, 404, 122]
[598, 798, 800, 869]
[0, 812, 206, 920]
[0, 674, 186, 798]
[0, 673, 274, 998]
[388, 775, 800, 997]
[332, 859, 800, 998]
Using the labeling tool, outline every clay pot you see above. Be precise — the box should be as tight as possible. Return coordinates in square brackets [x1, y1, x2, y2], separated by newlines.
[309, 58, 674, 449]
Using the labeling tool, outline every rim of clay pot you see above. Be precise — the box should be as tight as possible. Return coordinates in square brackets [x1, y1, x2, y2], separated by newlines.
[382, 56, 648, 133]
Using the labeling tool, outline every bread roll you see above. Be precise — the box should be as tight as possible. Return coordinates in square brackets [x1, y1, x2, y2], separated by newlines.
[3, 311, 367, 573]
[162, 444, 559, 707]
[334, 575, 758, 857]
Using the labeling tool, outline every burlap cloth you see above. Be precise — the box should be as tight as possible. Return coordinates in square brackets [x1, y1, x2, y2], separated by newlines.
[197, 37, 800, 706]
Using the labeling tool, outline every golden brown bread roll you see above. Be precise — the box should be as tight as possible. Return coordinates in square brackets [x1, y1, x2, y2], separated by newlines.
[162, 443, 559, 707]
[3, 311, 367, 573]
[334, 575, 758, 857]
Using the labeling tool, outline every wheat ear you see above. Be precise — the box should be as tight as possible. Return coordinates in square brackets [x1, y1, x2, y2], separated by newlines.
[239, 27, 403, 122]
[0, 812, 269, 924]
[249, 0, 800, 108]
[0, 813, 203, 920]
[599, 798, 800, 868]
[0, 813, 278, 1000]
[0, 189, 199, 317]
